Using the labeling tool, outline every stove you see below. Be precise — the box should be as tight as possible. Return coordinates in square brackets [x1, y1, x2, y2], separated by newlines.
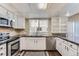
[0, 32, 10, 41]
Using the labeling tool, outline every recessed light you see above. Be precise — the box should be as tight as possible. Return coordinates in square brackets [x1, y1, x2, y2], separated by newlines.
[38, 3, 47, 9]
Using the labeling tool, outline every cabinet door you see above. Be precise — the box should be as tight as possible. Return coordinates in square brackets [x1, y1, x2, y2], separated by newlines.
[13, 16, 25, 29]
[7, 11, 13, 20]
[25, 39, 34, 50]
[0, 6, 7, 17]
[56, 38, 60, 51]
[17, 16, 25, 29]
[35, 38, 46, 50]
[20, 37, 35, 50]
[20, 37, 27, 50]
[62, 44, 68, 56]
[68, 47, 77, 56]
[51, 17, 59, 33]
[59, 17, 67, 33]
[56, 38, 63, 54]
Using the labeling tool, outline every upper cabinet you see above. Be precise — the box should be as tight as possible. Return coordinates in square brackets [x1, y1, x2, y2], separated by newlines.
[51, 16, 68, 33]
[0, 5, 25, 29]
[7, 11, 14, 20]
[0, 6, 7, 18]
[59, 17, 68, 33]
[13, 15, 25, 29]
[51, 17, 59, 33]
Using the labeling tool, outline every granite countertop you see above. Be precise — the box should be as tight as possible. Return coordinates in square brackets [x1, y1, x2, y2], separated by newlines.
[0, 35, 20, 45]
[0, 34, 52, 45]
[57, 36, 79, 45]
[19, 35, 53, 37]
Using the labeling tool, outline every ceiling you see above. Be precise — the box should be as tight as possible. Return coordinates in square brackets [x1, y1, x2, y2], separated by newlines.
[10, 3, 79, 18]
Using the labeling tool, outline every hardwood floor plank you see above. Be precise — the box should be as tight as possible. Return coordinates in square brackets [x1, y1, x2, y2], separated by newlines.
[20, 51, 25, 56]
[48, 50, 61, 56]
[15, 50, 61, 56]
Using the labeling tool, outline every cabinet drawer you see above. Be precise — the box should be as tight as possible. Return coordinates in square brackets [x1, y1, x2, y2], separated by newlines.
[68, 42, 77, 50]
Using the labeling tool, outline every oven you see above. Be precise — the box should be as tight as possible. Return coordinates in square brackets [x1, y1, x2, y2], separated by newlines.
[8, 39, 20, 56]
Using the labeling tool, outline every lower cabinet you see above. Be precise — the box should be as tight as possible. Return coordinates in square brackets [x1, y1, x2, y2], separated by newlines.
[56, 37, 78, 56]
[56, 37, 63, 55]
[62, 43, 68, 56]
[0, 43, 6, 56]
[77, 46, 79, 56]
[20, 37, 46, 50]
[68, 47, 77, 56]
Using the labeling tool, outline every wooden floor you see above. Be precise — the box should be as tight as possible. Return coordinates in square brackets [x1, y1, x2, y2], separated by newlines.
[48, 50, 61, 56]
[13, 50, 61, 56]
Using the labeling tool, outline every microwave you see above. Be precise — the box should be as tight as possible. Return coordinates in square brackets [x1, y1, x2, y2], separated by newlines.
[0, 17, 13, 27]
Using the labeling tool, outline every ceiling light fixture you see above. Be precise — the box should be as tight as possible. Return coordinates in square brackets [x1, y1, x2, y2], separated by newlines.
[38, 3, 47, 9]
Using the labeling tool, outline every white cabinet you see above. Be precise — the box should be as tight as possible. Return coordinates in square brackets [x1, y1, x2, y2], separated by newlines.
[68, 47, 77, 56]
[7, 11, 14, 20]
[51, 17, 59, 33]
[13, 16, 25, 29]
[62, 43, 77, 56]
[0, 43, 6, 56]
[62, 43, 68, 56]
[51, 17, 68, 33]
[59, 17, 68, 33]
[56, 37, 78, 56]
[35, 38, 46, 50]
[56, 37, 63, 55]
[20, 37, 46, 50]
[20, 37, 27, 50]
[0, 6, 7, 18]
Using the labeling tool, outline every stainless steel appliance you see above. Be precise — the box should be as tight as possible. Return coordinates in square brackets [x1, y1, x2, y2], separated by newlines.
[0, 32, 19, 56]
[0, 32, 10, 56]
[8, 39, 19, 56]
[0, 17, 13, 27]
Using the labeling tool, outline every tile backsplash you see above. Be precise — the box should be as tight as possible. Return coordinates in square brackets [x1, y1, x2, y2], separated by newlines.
[0, 27, 26, 36]
[52, 33, 67, 37]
